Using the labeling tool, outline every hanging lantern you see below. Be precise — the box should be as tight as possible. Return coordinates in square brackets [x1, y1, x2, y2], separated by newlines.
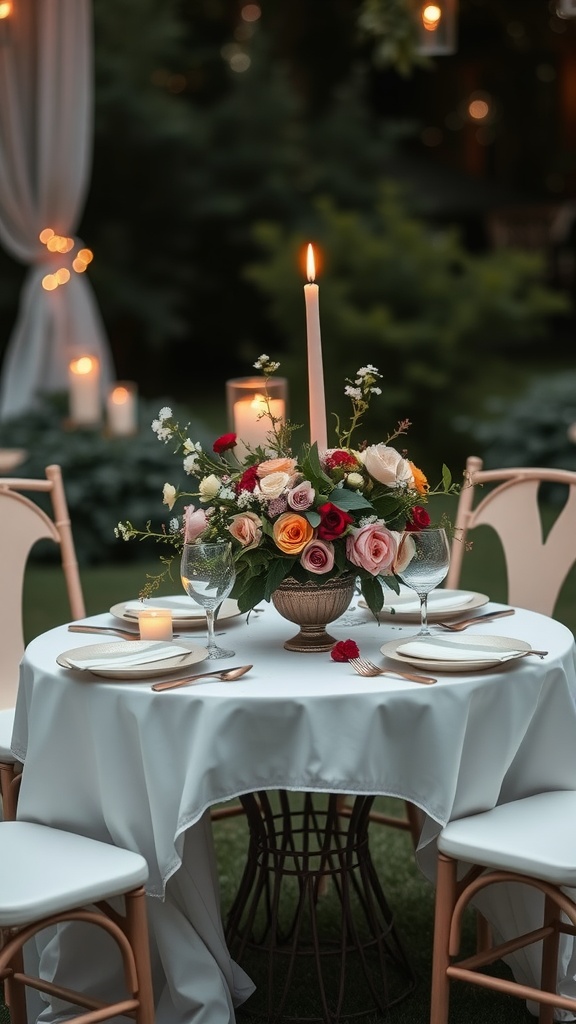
[414, 0, 458, 56]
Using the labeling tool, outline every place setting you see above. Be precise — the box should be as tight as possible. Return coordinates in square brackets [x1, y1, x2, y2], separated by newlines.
[376, 527, 546, 675]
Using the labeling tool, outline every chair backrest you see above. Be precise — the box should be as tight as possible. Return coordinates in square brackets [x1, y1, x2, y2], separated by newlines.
[445, 455, 576, 617]
[0, 464, 85, 710]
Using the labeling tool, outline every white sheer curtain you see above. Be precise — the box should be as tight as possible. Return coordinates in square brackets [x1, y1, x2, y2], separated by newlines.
[0, 0, 114, 420]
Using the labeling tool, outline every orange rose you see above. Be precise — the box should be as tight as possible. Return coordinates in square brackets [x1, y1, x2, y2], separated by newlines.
[273, 512, 313, 554]
[408, 462, 429, 496]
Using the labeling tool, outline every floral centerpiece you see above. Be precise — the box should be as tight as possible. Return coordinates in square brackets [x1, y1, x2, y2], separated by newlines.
[115, 356, 458, 618]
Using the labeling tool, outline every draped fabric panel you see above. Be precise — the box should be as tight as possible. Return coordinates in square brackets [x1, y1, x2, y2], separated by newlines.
[0, 0, 114, 419]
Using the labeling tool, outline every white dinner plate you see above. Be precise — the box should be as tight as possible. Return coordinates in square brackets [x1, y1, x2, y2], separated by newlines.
[360, 588, 489, 622]
[57, 640, 208, 679]
[110, 596, 242, 630]
[380, 634, 532, 673]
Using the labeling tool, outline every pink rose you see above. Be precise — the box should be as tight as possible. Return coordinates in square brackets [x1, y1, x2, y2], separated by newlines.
[346, 522, 398, 576]
[287, 480, 315, 511]
[228, 511, 262, 551]
[183, 504, 209, 543]
[300, 539, 335, 575]
[360, 444, 414, 489]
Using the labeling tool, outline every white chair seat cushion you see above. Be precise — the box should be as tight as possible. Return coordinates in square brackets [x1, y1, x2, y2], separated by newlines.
[0, 707, 16, 761]
[0, 821, 149, 927]
[438, 791, 576, 886]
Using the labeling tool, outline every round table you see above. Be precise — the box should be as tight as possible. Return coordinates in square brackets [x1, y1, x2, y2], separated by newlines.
[12, 600, 576, 1023]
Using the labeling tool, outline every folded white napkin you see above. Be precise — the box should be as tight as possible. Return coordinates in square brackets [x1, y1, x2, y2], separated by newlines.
[124, 597, 199, 620]
[381, 590, 475, 615]
[397, 639, 524, 663]
[66, 642, 189, 671]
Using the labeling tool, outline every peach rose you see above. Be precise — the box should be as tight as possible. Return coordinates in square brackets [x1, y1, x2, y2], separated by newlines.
[360, 444, 414, 489]
[408, 462, 429, 495]
[257, 457, 297, 478]
[346, 522, 398, 576]
[273, 512, 314, 554]
[258, 471, 290, 500]
[228, 511, 262, 551]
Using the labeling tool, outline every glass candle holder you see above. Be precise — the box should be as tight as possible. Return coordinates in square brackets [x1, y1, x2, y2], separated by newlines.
[415, 0, 458, 56]
[226, 376, 288, 457]
[138, 608, 173, 642]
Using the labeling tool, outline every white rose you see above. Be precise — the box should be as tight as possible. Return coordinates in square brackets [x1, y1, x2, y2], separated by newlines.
[257, 471, 290, 500]
[198, 474, 221, 501]
[162, 483, 177, 510]
[360, 444, 414, 488]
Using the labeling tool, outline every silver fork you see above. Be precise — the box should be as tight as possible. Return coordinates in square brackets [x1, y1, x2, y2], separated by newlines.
[349, 658, 436, 685]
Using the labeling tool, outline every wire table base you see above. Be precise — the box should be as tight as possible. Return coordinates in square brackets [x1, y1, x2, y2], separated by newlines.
[225, 791, 415, 1024]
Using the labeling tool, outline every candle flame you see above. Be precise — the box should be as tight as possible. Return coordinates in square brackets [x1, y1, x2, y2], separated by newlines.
[250, 393, 267, 412]
[70, 356, 97, 376]
[422, 3, 442, 30]
[111, 386, 130, 405]
[306, 243, 316, 283]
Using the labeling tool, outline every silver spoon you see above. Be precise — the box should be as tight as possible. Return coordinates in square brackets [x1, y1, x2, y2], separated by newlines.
[151, 664, 253, 692]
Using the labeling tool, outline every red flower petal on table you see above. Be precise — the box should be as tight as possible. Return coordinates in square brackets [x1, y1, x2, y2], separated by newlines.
[331, 639, 360, 663]
[213, 432, 237, 454]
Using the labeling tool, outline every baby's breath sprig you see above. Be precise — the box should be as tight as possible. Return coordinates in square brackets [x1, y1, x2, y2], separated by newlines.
[335, 365, 383, 449]
[251, 354, 300, 456]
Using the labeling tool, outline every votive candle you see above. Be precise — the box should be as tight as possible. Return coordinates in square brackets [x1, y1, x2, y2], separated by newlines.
[138, 608, 173, 642]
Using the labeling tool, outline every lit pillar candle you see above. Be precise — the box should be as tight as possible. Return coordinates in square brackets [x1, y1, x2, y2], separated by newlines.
[107, 382, 138, 436]
[137, 608, 173, 641]
[304, 244, 327, 452]
[68, 355, 101, 426]
[233, 393, 286, 457]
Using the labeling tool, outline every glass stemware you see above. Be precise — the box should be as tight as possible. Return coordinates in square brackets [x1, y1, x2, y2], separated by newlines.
[181, 542, 236, 659]
[395, 528, 451, 636]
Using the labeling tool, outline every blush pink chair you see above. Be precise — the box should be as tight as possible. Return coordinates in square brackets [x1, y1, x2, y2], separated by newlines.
[0, 465, 85, 819]
[445, 455, 576, 615]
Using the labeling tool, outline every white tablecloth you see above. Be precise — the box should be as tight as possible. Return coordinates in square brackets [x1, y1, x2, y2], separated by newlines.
[12, 601, 576, 1022]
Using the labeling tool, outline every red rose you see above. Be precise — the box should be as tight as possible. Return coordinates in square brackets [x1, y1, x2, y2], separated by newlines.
[331, 639, 360, 663]
[317, 502, 354, 540]
[405, 506, 431, 532]
[235, 465, 259, 493]
[324, 450, 358, 471]
[213, 432, 237, 454]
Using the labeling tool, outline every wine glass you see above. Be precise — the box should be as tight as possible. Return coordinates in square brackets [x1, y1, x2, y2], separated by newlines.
[181, 542, 236, 659]
[395, 528, 450, 636]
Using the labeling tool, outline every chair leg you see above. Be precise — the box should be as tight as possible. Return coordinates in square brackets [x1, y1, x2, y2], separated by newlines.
[3, 940, 28, 1024]
[430, 853, 457, 1024]
[538, 894, 561, 1024]
[124, 888, 155, 1024]
[0, 763, 18, 821]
